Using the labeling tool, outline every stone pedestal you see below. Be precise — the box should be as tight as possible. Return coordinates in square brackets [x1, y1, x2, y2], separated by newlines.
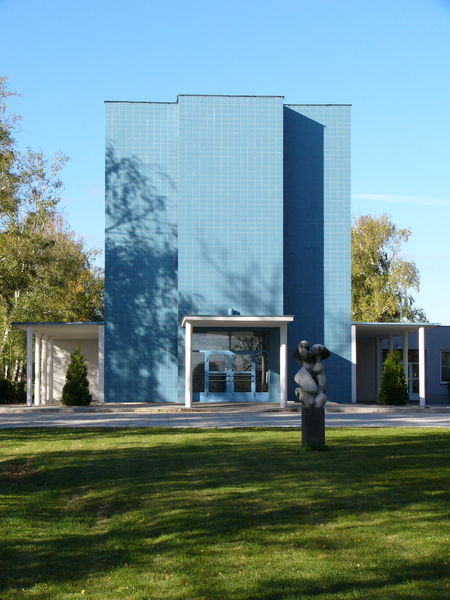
[301, 407, 325, 449]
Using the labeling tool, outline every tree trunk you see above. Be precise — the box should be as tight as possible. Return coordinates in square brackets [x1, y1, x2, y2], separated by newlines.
[12, 359, 19, 382]
[16, 359, 23, 382]
[0, 326, 10, 357]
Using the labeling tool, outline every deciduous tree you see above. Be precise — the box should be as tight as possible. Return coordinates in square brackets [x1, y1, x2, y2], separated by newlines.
[352, 214, 426, 323]
[0, 76, 103, 381]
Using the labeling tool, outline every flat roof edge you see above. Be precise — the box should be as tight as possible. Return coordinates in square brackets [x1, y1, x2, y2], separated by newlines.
[181, 315, 294, 327]
[285, 103, 352, 107]
[12, 321, 104, 327]
[352, 322, 440, 327]
[177, 94, 285, 99]
[105, 100, 177, 105]
[105, 98, 352, 107]
[105, 95, 286, 105]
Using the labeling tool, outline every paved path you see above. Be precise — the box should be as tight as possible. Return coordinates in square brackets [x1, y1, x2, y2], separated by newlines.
[0, 411, 449, 429]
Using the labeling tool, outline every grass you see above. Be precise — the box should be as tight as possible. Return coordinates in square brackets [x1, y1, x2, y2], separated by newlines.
[0, 427, 449, 600]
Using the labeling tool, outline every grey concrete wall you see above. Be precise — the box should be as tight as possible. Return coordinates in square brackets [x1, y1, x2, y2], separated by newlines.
[356, 337, 378, 403]
[424, 327, 450, 404]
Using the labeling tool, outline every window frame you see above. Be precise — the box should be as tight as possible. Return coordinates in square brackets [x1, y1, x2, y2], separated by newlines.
[440, 350, 450, 384]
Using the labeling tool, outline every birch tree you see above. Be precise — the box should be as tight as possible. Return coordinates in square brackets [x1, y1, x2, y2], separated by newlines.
[352, 214, 426, 323]
[0, 76, 103, 381]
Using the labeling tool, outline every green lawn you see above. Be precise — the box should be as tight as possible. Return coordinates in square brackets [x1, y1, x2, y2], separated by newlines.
[0, 428, 448, 600]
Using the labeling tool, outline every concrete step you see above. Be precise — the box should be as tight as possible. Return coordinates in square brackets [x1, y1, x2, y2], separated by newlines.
[0, 401, 449, 414]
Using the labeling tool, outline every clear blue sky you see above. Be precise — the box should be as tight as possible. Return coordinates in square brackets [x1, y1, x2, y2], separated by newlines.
[2, 0, 449, 323]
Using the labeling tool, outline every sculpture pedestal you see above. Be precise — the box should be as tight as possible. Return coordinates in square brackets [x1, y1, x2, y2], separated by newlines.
[301, 407, 326, 449]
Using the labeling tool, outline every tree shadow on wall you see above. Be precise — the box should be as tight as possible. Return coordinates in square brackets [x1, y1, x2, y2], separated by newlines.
[199, 238, 283, 316]
[105, 144, 197, 403]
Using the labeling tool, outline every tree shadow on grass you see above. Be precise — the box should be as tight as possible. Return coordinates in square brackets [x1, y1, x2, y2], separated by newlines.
[246, 558, 449, 600]
[0, 428, 448, 597]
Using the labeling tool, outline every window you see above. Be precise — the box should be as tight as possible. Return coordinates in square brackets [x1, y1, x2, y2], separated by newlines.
[440, 351, 450, 383]
[192, 329, 267, 352]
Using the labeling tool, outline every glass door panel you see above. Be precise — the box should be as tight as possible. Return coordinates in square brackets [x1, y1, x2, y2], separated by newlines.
[208, 373, 227, 393]
[408, 362, 419, 400]
[231, 353, 253, 394]
[192, 352, 205, 393]
[233, 374, 252, 393]
[208, 354, 228, 372]
[207, 353, 228, 395]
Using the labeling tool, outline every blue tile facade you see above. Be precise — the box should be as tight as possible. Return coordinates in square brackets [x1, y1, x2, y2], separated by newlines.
[105, 95, 352, 403]
[105, 102, 179, 402]
[284, 104, 352, 402]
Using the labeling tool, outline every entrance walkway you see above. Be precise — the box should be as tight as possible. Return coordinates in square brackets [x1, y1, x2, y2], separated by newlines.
[0, 402, 449, 429]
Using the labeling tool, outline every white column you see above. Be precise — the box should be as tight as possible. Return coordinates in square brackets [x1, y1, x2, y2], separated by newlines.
[403, 331, 409, 383]
[419, 327, 426, 407]
[388, 335, 394, 353]
[376, 337, 382, 398]
[48, 338, 54, 404]
[97, 324, 105, 403]
[351, 324, 357, 404]
[41, 337, 48, 405]
[26, 327, 33, 406]
[184, 321, 192, 408]
[34, 333, 41, 406]
[279, 323, 287, 408]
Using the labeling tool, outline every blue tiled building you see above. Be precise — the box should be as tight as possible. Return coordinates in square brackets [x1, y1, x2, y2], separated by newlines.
[105, 95, 352, 405]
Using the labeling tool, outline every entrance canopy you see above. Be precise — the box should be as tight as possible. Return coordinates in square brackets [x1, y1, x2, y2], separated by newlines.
[13, 321, 104, 406]
[351, 322, 439, 405]
[181, 315, 294, 407]
[353, 322, 439, 340]
[181, 315, 294, 328]
[14, 321, 101, 340]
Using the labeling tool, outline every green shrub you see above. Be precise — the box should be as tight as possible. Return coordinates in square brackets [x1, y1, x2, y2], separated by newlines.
[0, 379, 26, 404]
[0, 379, 13, 404]
[61, 348, 92, 406]
[13, 381, 26, 403]
[378, 350, 409, 405]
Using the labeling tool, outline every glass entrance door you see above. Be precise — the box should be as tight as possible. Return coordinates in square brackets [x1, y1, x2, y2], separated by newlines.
[408, 362, 419, 400]
[203, 351, 254, 401]
[197, 350, 268, 402]
[192, 329, 270, 402]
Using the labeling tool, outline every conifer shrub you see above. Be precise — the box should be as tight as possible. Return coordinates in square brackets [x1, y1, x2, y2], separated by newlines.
[61, 348, 92, 406]
[12, 381, 26, 403]
[378, 350, 409, 405]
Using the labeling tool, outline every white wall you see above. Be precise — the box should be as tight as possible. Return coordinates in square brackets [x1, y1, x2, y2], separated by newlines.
[52, 339, 99, 402]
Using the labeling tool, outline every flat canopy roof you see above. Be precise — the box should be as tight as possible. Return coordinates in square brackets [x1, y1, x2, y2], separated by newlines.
[181, 315, 294, 328]
[12, 321, 103, 340]
[353, 322, 440, 339]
